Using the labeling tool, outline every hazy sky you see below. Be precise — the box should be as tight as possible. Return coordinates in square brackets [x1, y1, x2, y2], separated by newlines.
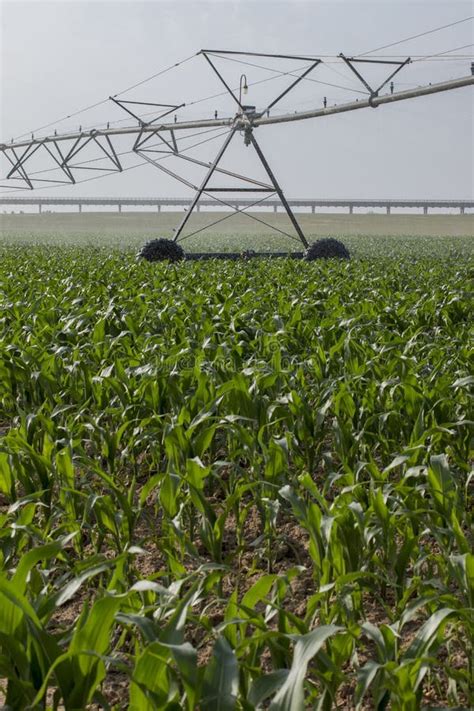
[1, 0, 473, 199]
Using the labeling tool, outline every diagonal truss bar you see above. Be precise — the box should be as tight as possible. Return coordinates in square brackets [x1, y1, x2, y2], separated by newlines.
[42, 141, 76, 183]
[134, 129, 274, 190]
[6, 142, 42, 179]
[104, 134, 123, 169]
[109, 97, 144, 123]
[138, 151, 199, 190]
[92, 135, 122, 171]
[155, 151, 273, 189]
[4, 137, 78, 187]
[373, 57, 411, 95]
[172, 128, 237, 240]
[170, 129, 178, 152]
[202, 53, 244, 111]
[135, 129, 177, 153]
[57, 133, 123, 175]
[248, 132, 308, 247]
[339, 54, 373, 94]
[62, 134, 94, 164]
[263, 60, 321, 113]
[5, 148, 34, 188]
[134, 126, 166, 151]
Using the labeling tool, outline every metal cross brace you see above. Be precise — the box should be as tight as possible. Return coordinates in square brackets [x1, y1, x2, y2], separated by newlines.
[338, 53, 411, 102]
[157, 126, 309, 247]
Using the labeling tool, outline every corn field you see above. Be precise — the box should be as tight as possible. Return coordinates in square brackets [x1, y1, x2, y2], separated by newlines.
[0, 245, 472, 710]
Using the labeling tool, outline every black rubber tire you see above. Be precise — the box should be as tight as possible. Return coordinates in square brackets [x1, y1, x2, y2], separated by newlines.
[304, 238, 350, 261]
[139, 238, 185, 263]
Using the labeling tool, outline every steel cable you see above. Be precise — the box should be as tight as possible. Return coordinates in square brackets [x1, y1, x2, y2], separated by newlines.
[357, 16, 474, 56]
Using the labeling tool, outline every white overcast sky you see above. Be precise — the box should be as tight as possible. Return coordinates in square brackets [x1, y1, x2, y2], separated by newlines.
[1, 0, 473, 199]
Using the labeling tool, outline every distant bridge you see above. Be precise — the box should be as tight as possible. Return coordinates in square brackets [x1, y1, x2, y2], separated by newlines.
[1, 196, 473, 215]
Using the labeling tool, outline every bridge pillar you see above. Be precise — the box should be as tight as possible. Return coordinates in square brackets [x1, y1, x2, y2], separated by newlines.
[349, 205, 353, 215]
[157, 204, 161, 212]
[386, 206, 391, 215]
[423, 206, 428, 215]
[39, 204, 42, 214]
[79, 204, 82, 213]
[311, 205, 315, 214]
[196, 204, 200, 212]
[273, 205, 278, 213]
[460, 206, 465, 214]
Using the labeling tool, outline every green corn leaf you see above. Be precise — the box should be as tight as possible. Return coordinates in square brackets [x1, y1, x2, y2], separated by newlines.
[355, 660, 383, 710]
[12, 533, 76, 593]
[269, 625, 342, 710]
[201, 636, 239, 711]
[404, 608, 455, 660]
[248, 669, 290, 707]
[66, 595, 121, 708]
[427, 454, 456, 515]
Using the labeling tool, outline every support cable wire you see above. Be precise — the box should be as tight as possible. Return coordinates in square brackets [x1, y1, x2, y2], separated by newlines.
[10, 53, 197, 142]
[357, 15, 474, 57]
[3, 63, 326, 146]
[13, 64, 313, 139]
[111, 53, 197, 97]
[412, 43, 474, 63]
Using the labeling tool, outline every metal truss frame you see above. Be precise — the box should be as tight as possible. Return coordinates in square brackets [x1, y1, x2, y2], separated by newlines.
[0, 130, 123, 189]
[1, 48, 473, 250]
[109, 97, 185, 125]
[129, 50, 321, 246]
[134, 128, 306, 246]
[338, 53, 411, 104]
[134, 126, 309, 246]
[200, 49, 322, 117]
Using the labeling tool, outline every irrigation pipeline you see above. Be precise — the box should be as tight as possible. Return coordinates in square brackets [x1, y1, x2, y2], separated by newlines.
[2, 74, 473, 152]
[254, 74, 474, 125]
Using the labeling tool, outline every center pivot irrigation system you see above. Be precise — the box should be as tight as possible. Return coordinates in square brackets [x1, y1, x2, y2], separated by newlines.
[1, 46, 473, 260]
